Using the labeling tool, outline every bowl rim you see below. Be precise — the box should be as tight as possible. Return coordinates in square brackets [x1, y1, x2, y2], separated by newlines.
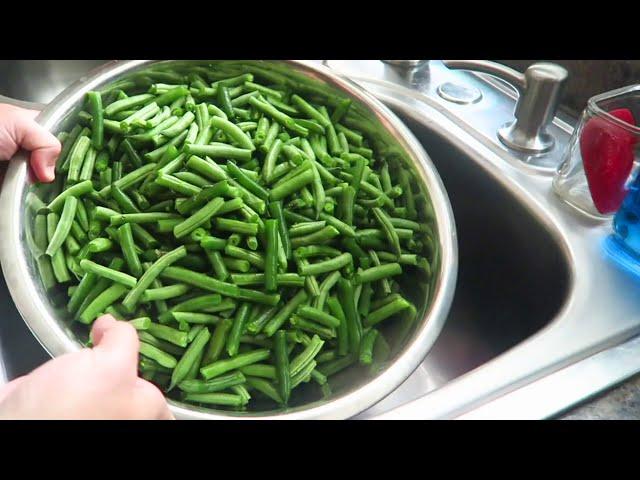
[0, 60, 458, 419]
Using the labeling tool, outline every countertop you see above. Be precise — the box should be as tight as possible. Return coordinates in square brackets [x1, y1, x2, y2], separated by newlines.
[558, 373, 640, 420]
[506, 60, 640, 420]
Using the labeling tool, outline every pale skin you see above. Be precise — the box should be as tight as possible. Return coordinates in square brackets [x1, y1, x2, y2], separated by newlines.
[0, 104, 173, 419]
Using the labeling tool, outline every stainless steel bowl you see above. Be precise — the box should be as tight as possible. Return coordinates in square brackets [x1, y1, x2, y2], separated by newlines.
[0, 60, 457, 419]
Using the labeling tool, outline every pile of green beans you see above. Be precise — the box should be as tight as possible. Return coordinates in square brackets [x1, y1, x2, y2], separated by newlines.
[25, 65, 435, 411]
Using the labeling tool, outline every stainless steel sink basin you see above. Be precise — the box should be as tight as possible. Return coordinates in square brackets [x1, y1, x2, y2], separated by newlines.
[2, 60, 640, 419]
[396, 111, 570, 374]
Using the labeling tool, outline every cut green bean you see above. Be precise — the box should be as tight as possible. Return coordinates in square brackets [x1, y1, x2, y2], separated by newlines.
[200, 348, 270, 380]
[121, 245, 187, 313]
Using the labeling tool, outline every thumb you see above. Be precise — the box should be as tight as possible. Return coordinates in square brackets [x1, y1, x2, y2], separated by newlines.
[1, 105, 60, 183]
[91, 315, 140, 377]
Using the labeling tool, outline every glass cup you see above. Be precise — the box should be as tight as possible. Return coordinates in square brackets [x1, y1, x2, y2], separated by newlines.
[553, 85, 640, 220]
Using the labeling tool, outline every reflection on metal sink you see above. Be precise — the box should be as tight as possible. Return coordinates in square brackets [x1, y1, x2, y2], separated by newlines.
[401, 111, 570, 377]
[357, 107, 571, 418]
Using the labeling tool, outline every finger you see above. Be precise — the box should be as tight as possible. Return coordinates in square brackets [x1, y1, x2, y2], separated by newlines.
[0, 376, 28, 405]
[134, 378, 175, 420]
[90, 314, 119, 345]
[10, 112, 60, 183]
[91, 315, 140, 377]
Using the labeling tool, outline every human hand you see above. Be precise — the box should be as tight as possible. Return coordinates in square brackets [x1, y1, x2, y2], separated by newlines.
[0, 315, 174, 420]
[0, 103, 61, 184]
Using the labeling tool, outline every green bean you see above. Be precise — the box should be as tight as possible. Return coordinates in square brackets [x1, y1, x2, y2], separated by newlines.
[139, 342, 177, 369]
[110, 212, 181, 226]
[248, 97, 308, 136]
[160, 111, 195, 139]
[207, 251, 229, 281]
[226, 160, 268, 201]
[121, 245, 187, 313]
[298, 252, 352, 277]
[257, 137, 281, 184]
[364, 295, 412, 328]
[354, 263, 402, 284]
[78, 146, 97, 182]
[290, 316, 335, 339]
[288, 221, 326, 238]
[172, 312, 221, 325]
[67, 272, 98, 314]
[245, 377, 282, 404]
[317, 354, 355, 377]
[111, 186, 140, 215]
[98, 163, 157, 197]
[45, 196, 78, 257]
[173, 197, 224, 239]
[130, 224, 159, 250]
[121, 102, 159, 131]
[56, 125, 83, 173]
[359, 328, 379, 365]
[147, 323, 189, 347]
[121, 139, 143, 169]
[372, 207, 401, 255]
[128, 317, 151, 330]
[178, 371, 245, 394]
[216, 84, 236, 120]
[36, 256, 56, 291]
[46, 213, 72, 283]
[155, 218, 181, 233]
[314, 270, 342, 311]
[265, 96, 298, 115]
[79, 259, 137, 288]
[290, 334, 324, 377]
[337, 278, 362, 354]
[177, 181, 238, 215]
[224, 244, 265, 270]
[138, 331, 185, 357]
[78, 283, 128, 324]
[160, 266, 279, 306]
[209, 116, 255, 150]
[290, 94, 330, 128]
[246, 235, 259, 251]
[267, 201, 291, 261]
[104, 93, 155, 117]
[141, 283, 190, 302]
[245, 305, 277, 335]
[296, 305, 340, 328]
[170, 326, 210, 390]
[154, 86, 190, 108]
[43, 180, 93, 217]
[254, 117, 269, 146]
[244, 81, 283, 99]
[226, 302, 251, 357]
[263, 289, 308, 337]
[263, 219, 279, 292]
[67, 136, 91, 183]
[271, 331, 291, 404]
[215, 218, 258, 236]
[331, 98, 352, 123]
[199, 236, 227, 251]
[222, 257, 250, 273]
[261, 122, 280, 153]
[200, 348, 270, 380]
[203, 318, 233, 365]
[293, 245, 342, 260]
[289, 226, 340, 249]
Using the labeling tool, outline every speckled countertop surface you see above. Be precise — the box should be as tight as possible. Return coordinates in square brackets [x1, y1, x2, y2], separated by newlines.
[506, 61, 640, 420]
[559, 374, 640, 420]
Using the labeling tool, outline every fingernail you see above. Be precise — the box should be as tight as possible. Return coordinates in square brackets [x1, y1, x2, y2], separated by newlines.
[46, 165, 56, 182]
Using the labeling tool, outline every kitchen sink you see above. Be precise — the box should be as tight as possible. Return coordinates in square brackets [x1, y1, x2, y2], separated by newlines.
[2, 60, 640, 419]
[396, 111, 570, 372]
